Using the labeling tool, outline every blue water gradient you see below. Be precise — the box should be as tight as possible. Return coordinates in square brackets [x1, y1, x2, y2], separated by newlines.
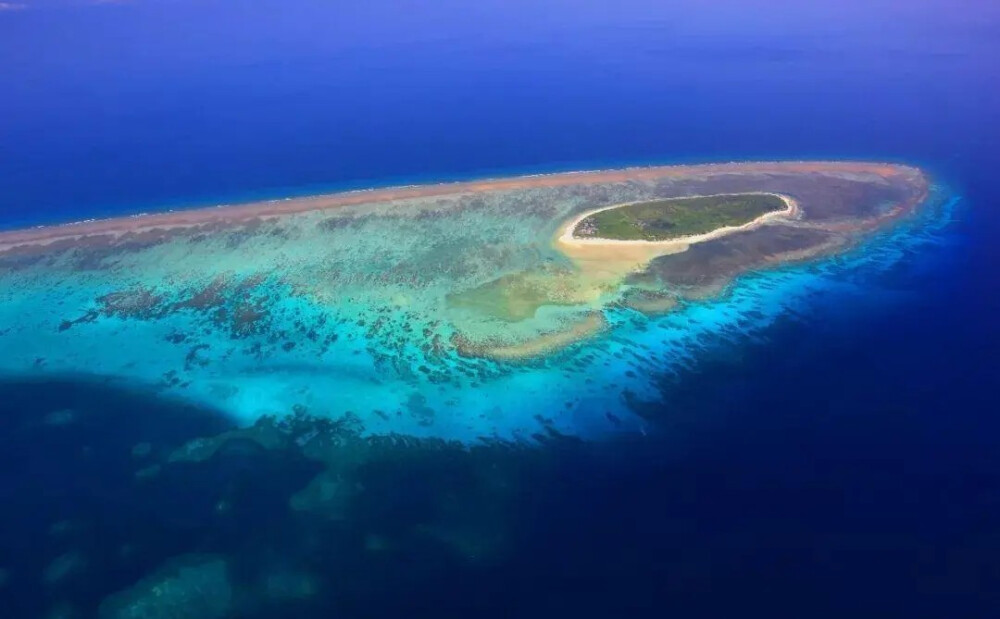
[1, 0, 999, 616]
[1, 0, 995, 226]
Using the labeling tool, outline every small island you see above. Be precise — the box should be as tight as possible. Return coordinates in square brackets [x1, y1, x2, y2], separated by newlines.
[574, 193, 789, 242]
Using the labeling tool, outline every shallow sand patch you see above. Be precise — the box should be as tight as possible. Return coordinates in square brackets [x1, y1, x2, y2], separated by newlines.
[620, 289, 679, 315]
[452, 312, 607, 361]
[446, 267, 609, 322]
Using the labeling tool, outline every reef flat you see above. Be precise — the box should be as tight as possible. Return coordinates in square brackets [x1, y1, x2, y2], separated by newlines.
[0, 162, 930, 440]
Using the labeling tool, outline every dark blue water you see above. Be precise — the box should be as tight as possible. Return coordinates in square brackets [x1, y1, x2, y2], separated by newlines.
[2, 0, 996, 225]
[2, 0, 1000, 617]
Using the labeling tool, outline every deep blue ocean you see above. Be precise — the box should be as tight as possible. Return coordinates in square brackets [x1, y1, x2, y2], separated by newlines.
[2, 1, 1000, 617]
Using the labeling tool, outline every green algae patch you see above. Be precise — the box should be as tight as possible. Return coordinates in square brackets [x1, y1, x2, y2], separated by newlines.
[574, 193, 787, 241]
[446, 267, 610, 322]
[452, 312, 608, 361]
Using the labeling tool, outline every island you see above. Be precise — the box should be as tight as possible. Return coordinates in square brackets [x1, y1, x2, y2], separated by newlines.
[0, 161, 931, 438]
[572, 193, 790, 242]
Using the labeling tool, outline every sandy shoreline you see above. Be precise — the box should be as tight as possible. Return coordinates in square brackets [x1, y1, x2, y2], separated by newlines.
[0, 161, 912, 252]
[552, 192, 800, 279]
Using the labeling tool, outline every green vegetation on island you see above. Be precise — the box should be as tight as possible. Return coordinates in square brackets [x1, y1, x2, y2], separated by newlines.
[574, 193, 787, 241]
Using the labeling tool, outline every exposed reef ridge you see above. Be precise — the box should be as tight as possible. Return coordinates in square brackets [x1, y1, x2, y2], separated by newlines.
[0, 161, 931, 439]
[0, 161, 922, 251]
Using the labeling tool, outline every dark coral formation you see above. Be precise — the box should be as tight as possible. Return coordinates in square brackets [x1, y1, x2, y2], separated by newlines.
[59, 285, 168, 330]
[633, 225, 839, 289]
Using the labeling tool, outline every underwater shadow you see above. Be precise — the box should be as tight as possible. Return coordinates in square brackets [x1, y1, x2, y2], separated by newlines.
[0, 373, 321, 618]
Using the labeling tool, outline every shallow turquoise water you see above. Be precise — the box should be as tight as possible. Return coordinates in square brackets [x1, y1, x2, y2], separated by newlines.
[0, 186, 958, 443]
